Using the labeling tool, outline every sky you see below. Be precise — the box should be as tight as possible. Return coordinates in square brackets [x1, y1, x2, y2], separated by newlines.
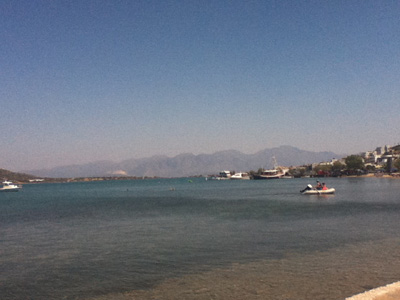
[1, 0, 399, 171]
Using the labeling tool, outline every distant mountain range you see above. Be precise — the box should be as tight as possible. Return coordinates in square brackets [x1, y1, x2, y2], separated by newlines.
[25, 146, 344, 178]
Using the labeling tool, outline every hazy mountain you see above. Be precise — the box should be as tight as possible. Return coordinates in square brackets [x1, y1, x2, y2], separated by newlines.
[26, 146, 343, 178]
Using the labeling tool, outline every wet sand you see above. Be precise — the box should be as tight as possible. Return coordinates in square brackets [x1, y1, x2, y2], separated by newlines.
[87, 238, 400, 300]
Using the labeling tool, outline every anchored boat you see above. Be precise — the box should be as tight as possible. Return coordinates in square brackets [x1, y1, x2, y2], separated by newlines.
[253, 168, 284, 179]
[0, 180, 22, 192]
[230, 172, 250, 180]
[253, 156, 286, 180]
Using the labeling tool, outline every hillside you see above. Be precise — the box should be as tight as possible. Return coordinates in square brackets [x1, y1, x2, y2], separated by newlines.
[0, 169, 38, 183]
[26, 146, 343, 178]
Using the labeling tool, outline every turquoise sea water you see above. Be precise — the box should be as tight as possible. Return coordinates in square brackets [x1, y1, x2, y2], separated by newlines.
[1, 178, 400, 299]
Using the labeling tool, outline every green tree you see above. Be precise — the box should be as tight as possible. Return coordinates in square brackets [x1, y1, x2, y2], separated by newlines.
[313, 164, 332, 176]
[365, 164, 376, 172]
[332, 161, 345, 172]
[314, 164, 332, 172]
[289, 167, 306, 177]
[330, 161, 345, 176]
[345, 155, 365, 172]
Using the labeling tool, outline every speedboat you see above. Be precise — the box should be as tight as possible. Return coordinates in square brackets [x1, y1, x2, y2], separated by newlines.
[215, 171, 232, 180]
[300, 184, 335, 195]
[0, 180, 22, 192]
[230, 172, 250, 180]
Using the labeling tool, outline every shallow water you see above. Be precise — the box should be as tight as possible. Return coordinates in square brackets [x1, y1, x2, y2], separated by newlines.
[1, 177, 400, 299]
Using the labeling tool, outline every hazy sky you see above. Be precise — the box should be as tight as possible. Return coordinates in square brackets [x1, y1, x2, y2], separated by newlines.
[1, 0, 399, 171]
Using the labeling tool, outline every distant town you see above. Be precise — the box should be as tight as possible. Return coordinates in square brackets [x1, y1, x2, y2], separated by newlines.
[312, 144, 400, 177]
[291, 144, 400, 178]
[210, 144, 400, 180]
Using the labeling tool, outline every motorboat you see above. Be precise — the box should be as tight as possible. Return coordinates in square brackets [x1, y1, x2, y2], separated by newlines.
[0, 180, 22, 192]
[253, 168, 284, 179]
[302, 188, 335, 195]
[300, 184, 335, 195]
[230, 172, 250, 180]
[215, 170, 231, 180]
[253, 156, 286, 180]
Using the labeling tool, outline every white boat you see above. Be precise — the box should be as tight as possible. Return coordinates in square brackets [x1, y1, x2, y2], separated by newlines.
[0, 180, 22, 192]
[253, 168, 284, 179]
[230, 172, 250, 180]
[302, 188, 335, 195]
[253, 156, 286, 180]
[301, 184, 335, 195]
[214, 171, 231, 180]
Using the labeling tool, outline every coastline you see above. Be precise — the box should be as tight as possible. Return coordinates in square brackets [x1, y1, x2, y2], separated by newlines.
[15, 173, 400, 184]
[347, 174, 400, 179]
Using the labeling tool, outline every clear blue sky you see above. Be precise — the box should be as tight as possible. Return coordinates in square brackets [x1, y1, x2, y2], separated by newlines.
[1, 0, 399, 171]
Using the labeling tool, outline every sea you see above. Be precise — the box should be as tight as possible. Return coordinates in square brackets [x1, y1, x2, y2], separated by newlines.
[1, 177, 400, 300]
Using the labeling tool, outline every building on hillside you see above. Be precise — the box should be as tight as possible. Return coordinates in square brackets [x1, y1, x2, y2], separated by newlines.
[391, 144, 400, 152]
[362, 151, 379, 164]
[375, 145, 391, 155]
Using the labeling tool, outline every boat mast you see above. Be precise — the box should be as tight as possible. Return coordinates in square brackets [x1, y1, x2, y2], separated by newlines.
[271, 156, 278, 169]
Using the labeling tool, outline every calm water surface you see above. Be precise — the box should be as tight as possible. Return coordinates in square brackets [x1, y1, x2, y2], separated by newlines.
[1, 178, 400, 299]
